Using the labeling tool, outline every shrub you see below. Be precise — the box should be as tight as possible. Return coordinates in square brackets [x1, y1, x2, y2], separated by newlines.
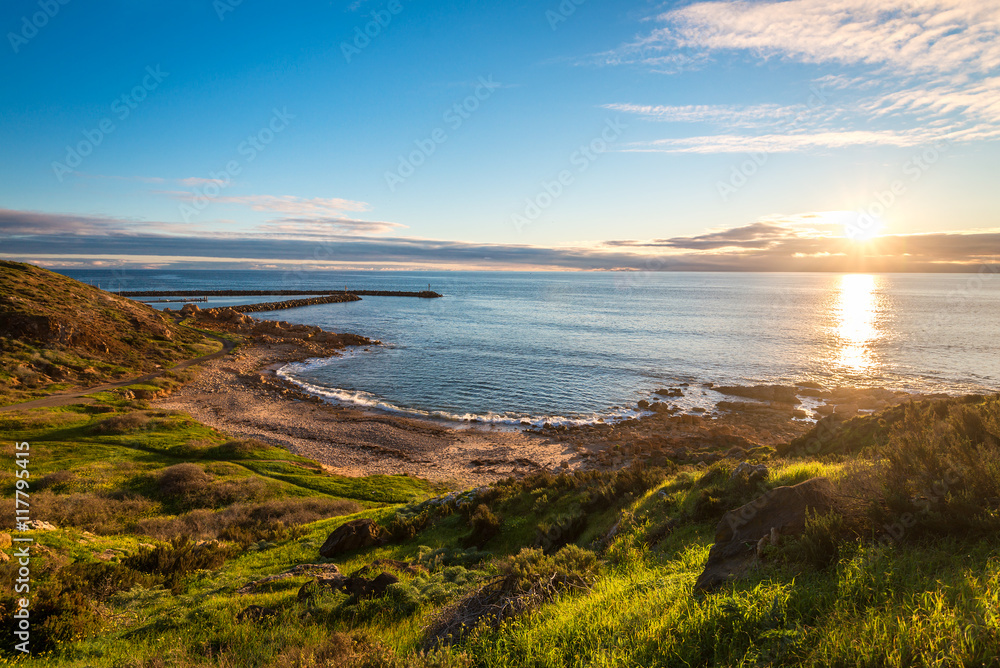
[464, 504, 501, 547]
[123, 536, 237, 593]
[424, 545, 599, 649]
[155, 464, 274, 510]
[866, 399, 1000, 540]
[27, 492, 158, 534]
[157, 463, 211, 498]
[34, 469, 75, 492]
[535, 507, 586, 553]
[137, 497, 361, 543]
[388, 508, 436, 542]
[204, 439, 274, 460]
[88, 412, 150, 435]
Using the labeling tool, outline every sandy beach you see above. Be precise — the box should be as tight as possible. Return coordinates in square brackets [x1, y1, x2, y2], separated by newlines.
[156, 340, 582, 487]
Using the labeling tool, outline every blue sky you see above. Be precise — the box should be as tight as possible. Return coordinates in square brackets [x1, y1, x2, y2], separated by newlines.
[1, 0, 998, 271]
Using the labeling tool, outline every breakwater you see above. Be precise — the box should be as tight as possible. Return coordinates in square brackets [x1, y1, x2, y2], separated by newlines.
[121, 289, 443, 298]
[226, 294, 362, 313]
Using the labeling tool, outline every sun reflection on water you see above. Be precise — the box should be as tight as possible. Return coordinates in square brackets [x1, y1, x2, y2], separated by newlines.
[834, 274, 882, 374]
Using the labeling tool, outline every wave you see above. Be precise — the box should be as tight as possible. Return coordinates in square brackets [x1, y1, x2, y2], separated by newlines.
[276, 355, 649, 428]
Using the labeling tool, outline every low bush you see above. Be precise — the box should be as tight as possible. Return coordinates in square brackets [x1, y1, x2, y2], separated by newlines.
[464, 504, 501, 547]
[204, 439, 275, 460]
[137, 497, 361, 544]
[123, 536, 238, 593]
[155, 463, 274, 510]
[157, 463, 211, 498]
[88, 412, 150, 435]
[424, 545, 599, 649]
[23, 491, 158, 534]
[33, 469, 75, 492]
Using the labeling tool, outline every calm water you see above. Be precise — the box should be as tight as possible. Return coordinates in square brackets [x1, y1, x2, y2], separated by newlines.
[63, 270, 1000, 425]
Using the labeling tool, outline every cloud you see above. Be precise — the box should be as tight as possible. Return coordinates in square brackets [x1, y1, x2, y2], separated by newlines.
[209, 195, 371, 216]
[603, 0, 1000, 153]
[158, 193, 371, 217]
[622, 128, 949, 154]
[253, 217, 408, 236]
[642, 0, 1000, 76]
[601, 103, 804, 129]
[2, 208, 998, 273]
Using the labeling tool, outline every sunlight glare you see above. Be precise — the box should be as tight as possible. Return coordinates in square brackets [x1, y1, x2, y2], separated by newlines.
[834, 274, 881, 373]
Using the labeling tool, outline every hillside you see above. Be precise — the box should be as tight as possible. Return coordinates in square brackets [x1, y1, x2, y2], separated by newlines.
[2, 391, 999, 665]
[0, 261, 216, 404]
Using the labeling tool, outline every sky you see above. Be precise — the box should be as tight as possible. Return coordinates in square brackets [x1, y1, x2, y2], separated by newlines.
[1, 0, 998, 272]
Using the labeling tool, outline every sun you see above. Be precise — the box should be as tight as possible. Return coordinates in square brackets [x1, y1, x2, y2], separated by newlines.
[844, 215, 884, 242]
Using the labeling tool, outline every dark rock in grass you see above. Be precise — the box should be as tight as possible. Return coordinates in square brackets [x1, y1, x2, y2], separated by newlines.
[694, 477, 839, 592]
[237, 605, 280, 622]
[343, 572, 400, 599]
[319, 518, 386, 558]
[729, 462, 768, 485]
[298, 572, 399, 601]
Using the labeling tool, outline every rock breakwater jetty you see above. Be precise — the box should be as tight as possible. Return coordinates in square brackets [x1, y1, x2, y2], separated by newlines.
[120, 289, 443, 298]
[228, 294, 361, 313]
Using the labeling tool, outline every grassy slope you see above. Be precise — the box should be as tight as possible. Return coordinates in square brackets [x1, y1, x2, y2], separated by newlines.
[0, 261, 220, 405]
[3, 396, 1000, 666]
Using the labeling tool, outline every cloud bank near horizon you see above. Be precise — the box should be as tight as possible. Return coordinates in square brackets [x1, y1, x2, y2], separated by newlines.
[1, 208, 997, 273]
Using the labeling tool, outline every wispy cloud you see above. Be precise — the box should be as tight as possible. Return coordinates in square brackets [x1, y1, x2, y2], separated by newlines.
[601, 102, 805, 129]
[603, 0, 1000, 153]
[155, 193, 371, 217]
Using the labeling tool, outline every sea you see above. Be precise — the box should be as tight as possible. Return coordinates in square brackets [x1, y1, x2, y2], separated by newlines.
[61, 269, 1000, 427]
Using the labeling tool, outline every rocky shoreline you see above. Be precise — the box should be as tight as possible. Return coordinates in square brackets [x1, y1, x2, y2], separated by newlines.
[159, 307, 969, 485]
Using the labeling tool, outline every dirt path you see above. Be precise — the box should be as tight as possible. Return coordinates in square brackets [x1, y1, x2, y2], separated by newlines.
[0, 328, 236, 413]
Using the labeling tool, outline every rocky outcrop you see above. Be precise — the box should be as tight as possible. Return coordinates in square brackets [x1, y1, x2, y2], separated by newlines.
[179, 304, 373, 348]
[319, 518, 387, 558]
[714, 385, 800, 404]
[694, 477, 840, 592]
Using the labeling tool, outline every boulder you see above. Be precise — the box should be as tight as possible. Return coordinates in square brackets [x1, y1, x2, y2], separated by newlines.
[319, 518, 386, 558]
[729, 462, 768, 485]
[694, 477, 839, 592]
[342, 572, 399, 599]
[297, 571, 399, 601]
[714, 385, 800, 404]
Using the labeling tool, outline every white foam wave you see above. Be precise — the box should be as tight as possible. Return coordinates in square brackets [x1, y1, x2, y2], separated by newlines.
[276, 356, 648, 428]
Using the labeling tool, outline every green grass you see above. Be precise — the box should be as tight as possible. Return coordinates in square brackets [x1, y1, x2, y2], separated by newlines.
[4, 396, 1000, 666]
